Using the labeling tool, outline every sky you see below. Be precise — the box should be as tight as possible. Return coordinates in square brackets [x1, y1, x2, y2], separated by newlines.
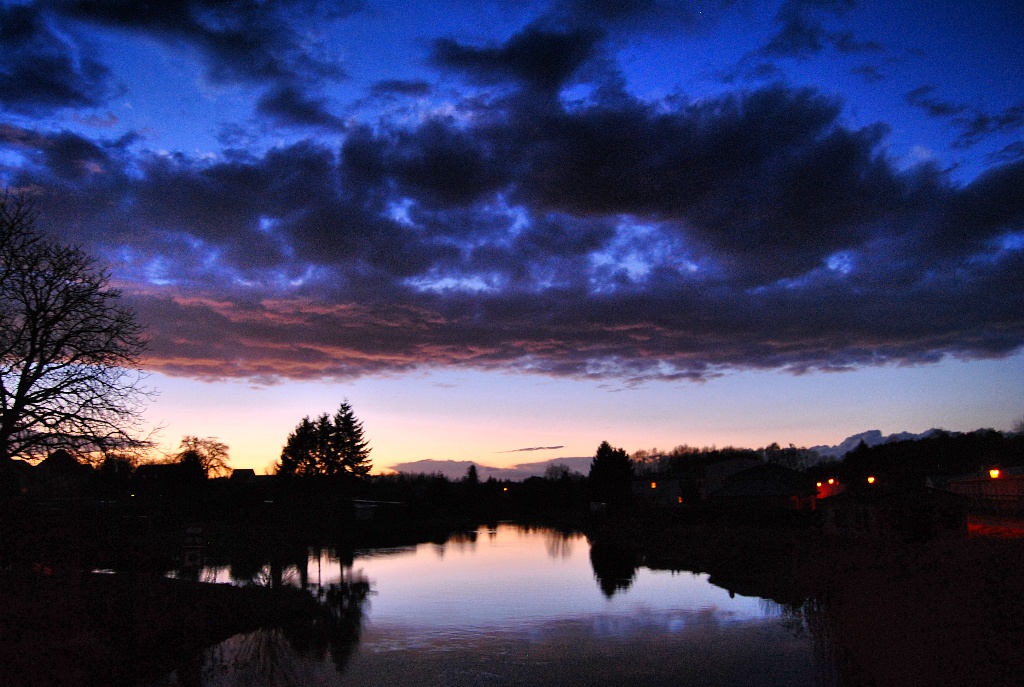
[1, 0, 1022, 474]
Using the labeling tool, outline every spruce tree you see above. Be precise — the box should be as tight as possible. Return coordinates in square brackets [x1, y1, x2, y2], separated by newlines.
[277, 400, 372, 478]
[331, 400, 372, 478]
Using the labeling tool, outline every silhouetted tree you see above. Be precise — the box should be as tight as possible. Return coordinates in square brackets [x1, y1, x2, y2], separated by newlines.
[331, 400, 372, 477]
[464, 463, 479, 485]
[588, 440, 634, 503]
[277, 400, 372, 478]
[95, 453, 135, 497]
[278, 416, 320, 476]
[0, 194, 151, 487]
[174, 435, 231, 478]
[764, 442, 816, 470]
[544, 463, 570, 480]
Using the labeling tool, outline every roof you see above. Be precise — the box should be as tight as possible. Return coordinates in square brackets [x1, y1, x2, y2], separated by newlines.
[710, 463, 818, 499]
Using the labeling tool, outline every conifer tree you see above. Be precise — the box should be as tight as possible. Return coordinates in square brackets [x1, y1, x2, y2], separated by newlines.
[277, 400, 371, 478]
[588, 440, 633, 502]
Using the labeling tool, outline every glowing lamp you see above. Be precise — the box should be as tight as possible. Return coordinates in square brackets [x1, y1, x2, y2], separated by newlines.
[816, 482, 822, 488]
[989, 469, 1001, 479]
[650, 481, 657, 489]
[503, 487, 508, 492]
[827, 478, 835, 485]
[867, 476, 876, 484]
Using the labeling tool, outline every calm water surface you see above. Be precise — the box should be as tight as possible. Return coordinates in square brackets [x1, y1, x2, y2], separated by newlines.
[164, 525, 834, 686]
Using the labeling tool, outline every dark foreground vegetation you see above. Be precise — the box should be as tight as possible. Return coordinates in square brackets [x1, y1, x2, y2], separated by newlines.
[0, 569, 354, 686]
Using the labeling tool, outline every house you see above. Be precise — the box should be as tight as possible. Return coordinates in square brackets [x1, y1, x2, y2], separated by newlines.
[229, 468, 257, 484]
[133, 461, 205, 497]
[633, 454, 764, 507]
[34, 450, 93, 498]
[632, 478, 684, 507]
[942, 467, 1024, 516]
[708, 463, 818, 512]
[700, 455, 764, 498]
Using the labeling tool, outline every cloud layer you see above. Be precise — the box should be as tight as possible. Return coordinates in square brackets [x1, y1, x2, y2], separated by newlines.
[1, 2, 1022, 385]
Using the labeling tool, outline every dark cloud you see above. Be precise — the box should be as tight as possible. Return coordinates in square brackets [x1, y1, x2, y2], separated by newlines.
[0, 3, 113, 114]
[56, 0, 357, 85]
[0, 0, 361, 116]
[758, 0, 877, 59]
[954, 102, 1024, 148]
[718, 60, 786, 84]
[850, 64, 884, 82]
[432, 25, 602, 93]
[905, 85, 967, 118]
[5, 77, 1023, 384]
[988, 141, 1024, 165]
[0, 124, 134, 183]
[941, 162, 1024, 247]
[256, 85, 347, 131]
[343, 120, 507, 208]
[830, 30, 882, 55]
[542, 0, 734, 34]
[904, 86, 1024, 148]
[369, 79, 431, 98]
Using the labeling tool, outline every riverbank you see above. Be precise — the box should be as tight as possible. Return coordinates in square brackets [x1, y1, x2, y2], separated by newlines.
[587, 511, 1024, 687]
[0, 570, 325, 686]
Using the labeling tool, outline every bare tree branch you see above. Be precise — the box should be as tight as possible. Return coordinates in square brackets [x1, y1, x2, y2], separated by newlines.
[0, 191, 154, 466]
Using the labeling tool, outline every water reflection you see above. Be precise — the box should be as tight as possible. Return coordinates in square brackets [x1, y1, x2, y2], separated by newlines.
[543, 528, 574, 560]
[157, 572, 370, 686]
[163, 525, 829, 686]
[588, 538, 640, 597]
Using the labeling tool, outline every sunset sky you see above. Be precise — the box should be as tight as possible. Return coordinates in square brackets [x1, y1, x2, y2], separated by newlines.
[1, 0, 1022, 473]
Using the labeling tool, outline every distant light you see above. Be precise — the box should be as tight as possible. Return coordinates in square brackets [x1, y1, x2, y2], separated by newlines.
[867, 476, 876, 484]
[816, 482, 822, 488]
[989, 469, 1001, 479]
[503, 487, 508, 492]
[677, 496, 683, 504]
[650, 481, 657, 489]
[827, 478, 835, 485]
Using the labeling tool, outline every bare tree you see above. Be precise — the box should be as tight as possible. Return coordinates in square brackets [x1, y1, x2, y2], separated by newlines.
[0, 193, 152, 471]
[174, 435, 231, 478]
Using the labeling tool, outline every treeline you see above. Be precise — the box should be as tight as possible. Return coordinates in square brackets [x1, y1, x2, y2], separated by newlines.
[633, 442, 821, 475]
[362, 466, 589, 520]
[629, 429, 1024, 485]
[819, 428, 1024, 488]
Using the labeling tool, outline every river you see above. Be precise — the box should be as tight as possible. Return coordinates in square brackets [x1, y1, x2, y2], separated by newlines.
[157, 524, 836, 686]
